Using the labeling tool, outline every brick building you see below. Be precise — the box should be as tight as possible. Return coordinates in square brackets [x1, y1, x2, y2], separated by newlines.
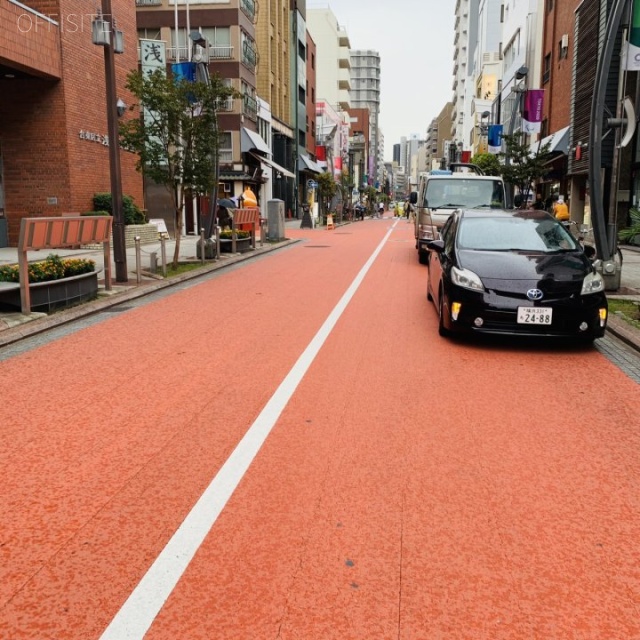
[0, 0, 142, 246]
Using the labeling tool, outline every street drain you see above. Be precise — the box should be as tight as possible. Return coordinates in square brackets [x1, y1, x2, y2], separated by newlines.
[100, 306, 134, 313]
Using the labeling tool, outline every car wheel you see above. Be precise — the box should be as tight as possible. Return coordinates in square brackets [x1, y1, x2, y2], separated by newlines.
[438, 290, 450, 337]
[419, 250, 429, 265]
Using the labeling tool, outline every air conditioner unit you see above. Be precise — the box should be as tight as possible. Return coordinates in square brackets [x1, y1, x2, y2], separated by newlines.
[561, 34, 569, 49]
[223, 183, 231, 193]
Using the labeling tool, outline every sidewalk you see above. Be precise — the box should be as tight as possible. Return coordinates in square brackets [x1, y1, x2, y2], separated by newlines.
[0, 227, 300, 346]
[1, 219, 640, 352]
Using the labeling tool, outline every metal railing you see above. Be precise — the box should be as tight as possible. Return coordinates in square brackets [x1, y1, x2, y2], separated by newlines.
[243, 95, 258, 120]
[240, 0, 256, 20]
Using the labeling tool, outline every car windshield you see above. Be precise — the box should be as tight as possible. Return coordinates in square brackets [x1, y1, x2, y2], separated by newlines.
[424, 179, 505, 209]
[457, 216, 580, 252]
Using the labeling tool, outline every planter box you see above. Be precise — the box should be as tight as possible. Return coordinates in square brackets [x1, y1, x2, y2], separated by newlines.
[0, 271, 99, 313]
[219, 237, 252, 253]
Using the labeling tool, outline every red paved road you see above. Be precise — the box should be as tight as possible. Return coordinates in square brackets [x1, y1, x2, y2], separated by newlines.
[1, 217, 639, 639]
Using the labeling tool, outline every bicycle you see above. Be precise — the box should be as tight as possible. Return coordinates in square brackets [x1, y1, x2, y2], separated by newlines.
[562, 220, 623, 267]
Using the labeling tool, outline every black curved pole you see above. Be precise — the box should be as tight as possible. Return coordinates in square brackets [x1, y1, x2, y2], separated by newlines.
[589, 0, 629, 262]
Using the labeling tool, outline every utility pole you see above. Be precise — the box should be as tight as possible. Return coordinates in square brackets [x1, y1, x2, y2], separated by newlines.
[100, 0, 127, 282]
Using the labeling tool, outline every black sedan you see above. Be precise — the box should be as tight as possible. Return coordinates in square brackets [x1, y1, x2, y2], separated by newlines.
[426, 209, 608, 341]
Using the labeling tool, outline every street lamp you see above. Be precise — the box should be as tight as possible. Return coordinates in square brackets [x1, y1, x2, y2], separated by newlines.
[478, 110, 491, 153]
[92, 3, 127, 282]
[504, 65, 529, 206]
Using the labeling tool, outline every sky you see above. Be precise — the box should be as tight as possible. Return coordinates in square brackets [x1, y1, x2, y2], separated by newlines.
[308, 0, 456, 161]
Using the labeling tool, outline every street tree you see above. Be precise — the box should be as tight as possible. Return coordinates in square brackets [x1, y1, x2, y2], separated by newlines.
[470, 152, 502, 176]
[119, 68, 238, 267]
[499, 133, 552, 206]
[317, 171, 337, 218]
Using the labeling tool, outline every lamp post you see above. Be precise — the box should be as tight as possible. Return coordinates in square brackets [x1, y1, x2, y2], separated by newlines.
[92, 1, 127, 282]
[479, 110, 490, 154]
[504, 65, 528, 207]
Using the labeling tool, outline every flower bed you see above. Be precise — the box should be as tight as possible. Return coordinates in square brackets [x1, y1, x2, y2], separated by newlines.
[0, 254, 98, 312]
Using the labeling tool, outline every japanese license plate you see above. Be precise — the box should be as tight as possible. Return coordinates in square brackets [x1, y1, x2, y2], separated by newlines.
[517, 307, 553, 325]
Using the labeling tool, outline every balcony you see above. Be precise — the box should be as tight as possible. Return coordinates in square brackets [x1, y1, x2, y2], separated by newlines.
[240, 0, 256, 21]
[216, 97, 234, 112]
[208, 45, 233, 60]
[242, 41, 258, 71]
[243, 94, 258, 120]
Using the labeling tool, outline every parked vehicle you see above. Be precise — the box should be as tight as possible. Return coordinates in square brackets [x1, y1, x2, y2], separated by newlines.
[425, 208, 608, 342]
[411, 163, 506, 264]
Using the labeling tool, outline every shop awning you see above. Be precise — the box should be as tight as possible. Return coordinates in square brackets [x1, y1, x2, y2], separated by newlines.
[529, 125, 570, 158]
[241, 127, 271, 155]
[298, 154, 323, 174]
[251, 152, 295, 178]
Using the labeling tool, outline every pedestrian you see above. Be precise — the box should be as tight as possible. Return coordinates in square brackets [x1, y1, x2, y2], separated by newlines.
[533, 193, 545, 210]
[377, 202, 384, 218]
[553, 195, 569, 221]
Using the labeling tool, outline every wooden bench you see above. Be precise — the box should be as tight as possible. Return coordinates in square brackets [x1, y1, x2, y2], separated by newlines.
[16, 216, 113, 313]
[231, 208, 262, 249]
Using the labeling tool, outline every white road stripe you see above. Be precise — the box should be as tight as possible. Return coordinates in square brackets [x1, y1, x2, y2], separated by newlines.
[99, 221, 398, 639]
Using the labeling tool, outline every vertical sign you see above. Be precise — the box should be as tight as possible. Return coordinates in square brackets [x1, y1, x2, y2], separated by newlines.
[488, 124, 504, 154]
[522, 89, 545, 134]
[627, 0, 640, 70]
[139, 39, 167, 152]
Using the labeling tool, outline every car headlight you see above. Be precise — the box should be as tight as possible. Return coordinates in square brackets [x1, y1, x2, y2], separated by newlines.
[451, 266, 484, 292]
[581, 271, 605, 295]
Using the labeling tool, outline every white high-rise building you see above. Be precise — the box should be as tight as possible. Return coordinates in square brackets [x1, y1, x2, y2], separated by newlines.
[452, 0, 480, 151]
[350, 49, 382, 185]
[307, 7, 351, 112]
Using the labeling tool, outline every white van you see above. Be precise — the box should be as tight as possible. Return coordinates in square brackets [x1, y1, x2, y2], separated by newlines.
[411, 164, 506, 264]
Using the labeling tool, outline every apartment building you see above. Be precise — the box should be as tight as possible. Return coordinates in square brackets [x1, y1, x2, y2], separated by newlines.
[136, 0, 268, 223]
[306, 6, 351, 112]
[0, 0, 142, 245]
[350, 49, 381, 185]
[425, 102, 454, 170]
[451, 0, 480, 148]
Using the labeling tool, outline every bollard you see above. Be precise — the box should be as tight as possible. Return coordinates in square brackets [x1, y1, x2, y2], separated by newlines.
[160, 236, 167, 277]
[215, 225, 221, 259]
[149, 251, 157, 274]
[134, 236, 142, 284]
[200, 227, 206, 265]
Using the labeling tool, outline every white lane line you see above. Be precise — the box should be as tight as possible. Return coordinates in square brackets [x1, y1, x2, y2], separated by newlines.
[99, 220, 399, 640]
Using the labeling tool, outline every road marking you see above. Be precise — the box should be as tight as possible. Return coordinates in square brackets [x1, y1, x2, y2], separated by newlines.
[99, 221, 399, 639]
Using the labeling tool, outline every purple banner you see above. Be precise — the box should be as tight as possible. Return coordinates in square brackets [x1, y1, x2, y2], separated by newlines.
[522, 89, 544, 134]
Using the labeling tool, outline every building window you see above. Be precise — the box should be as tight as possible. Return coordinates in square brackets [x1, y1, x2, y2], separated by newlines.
[543, 53, 551, 84]
[200, 27, 232, 59]
[219, 131, 232, 164]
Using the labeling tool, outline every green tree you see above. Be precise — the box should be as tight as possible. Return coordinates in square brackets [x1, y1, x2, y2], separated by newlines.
[317, 172, 337, 218]
[499, 133, 552, 206]
[470, 152, 502, 176]
[119, 69, 238, 266]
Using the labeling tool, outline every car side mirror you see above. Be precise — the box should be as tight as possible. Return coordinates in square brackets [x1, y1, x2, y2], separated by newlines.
[409, 191, 418, 205]
[583, 244, 596, 260]
[426, 239, 445, 253]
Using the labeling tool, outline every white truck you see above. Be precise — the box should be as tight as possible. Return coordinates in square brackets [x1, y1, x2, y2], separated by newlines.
[411, 164, 507, 264]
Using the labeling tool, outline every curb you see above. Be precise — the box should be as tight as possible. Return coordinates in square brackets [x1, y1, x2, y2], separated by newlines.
[0, 238, 298, 349]
[606, 313, 640, 353]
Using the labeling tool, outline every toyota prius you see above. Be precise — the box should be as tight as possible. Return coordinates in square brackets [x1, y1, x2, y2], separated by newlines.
[426, 209, 608, 342]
